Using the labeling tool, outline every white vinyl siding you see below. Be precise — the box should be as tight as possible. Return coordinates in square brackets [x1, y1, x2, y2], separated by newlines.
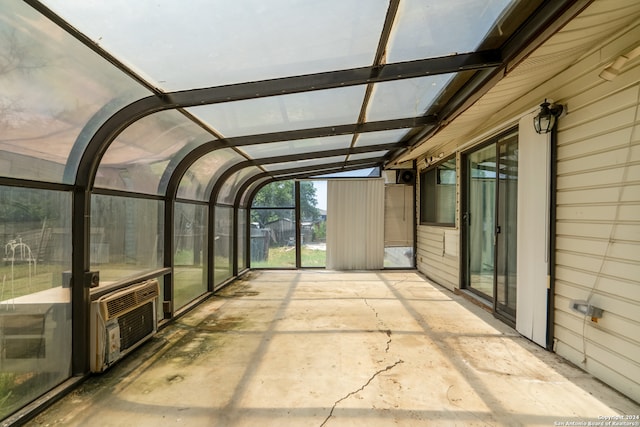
[416, 167, 460, 292]
[553, 58, 640, 402]
[410, 6, 640, 403]
[416, 226, 460, 292]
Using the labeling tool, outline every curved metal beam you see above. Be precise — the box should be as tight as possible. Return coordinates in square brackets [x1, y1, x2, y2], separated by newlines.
[208, 145, 396, 205]
[237, 161, 381, 209]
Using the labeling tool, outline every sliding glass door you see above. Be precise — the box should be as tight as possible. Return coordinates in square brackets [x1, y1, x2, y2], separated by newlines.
[465, 144, 496, 299]
[495, 134, 518, 319]
[463, 130, 518, 323]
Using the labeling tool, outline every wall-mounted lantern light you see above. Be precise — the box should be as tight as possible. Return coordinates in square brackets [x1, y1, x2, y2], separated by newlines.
[533, 99, 564, 134]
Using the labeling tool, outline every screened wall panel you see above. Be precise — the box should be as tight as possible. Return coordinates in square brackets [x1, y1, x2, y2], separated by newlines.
[237, 208, 247, 271]
[95, 110, 214, 195]
[177, 149, 246, 201]
[214, 206, 233, 287]
[90, 195, 163, 285]
[173, 203, 208, 310]
[0, 1, 151, 184]
[0, 187, 72, 419]
[250, 209, 296, 268]
[250, 181, 297, 268]
[300, 180, 327, 268]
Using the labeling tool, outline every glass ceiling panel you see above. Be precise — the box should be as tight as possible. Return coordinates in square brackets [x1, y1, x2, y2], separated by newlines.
[313, 167, 380, 178]
[354, 129, 409, 147]
[386, 0, 515, 62]
[238, 135, 352, 160]
[0, 1, 151, 184]
[217, 166, 262, 205]
[347, 150, 389, 162]
[188, 85, 366, 138]
[43, 0, 388, 91]
[366, 74, 455, 122]
[95, 110, 214, 195]
[177, 149, 246, 202]
[262, 156, 346, 172]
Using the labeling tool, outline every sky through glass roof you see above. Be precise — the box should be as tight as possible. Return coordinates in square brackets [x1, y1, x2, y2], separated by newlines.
[23, 0, 539, 191]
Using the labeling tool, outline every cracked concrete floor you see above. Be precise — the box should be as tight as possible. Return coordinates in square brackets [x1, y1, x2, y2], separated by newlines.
[28, 271, 639, 427]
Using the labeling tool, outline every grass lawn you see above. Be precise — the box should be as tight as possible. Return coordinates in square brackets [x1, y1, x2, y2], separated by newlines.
[251, 246, 326, 268]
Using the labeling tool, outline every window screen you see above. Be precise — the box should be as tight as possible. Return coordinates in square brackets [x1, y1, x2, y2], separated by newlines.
[420, 157, 456, 226]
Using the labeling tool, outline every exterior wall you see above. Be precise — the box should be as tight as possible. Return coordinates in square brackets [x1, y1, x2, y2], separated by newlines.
[416, 226, 459, 291]
[552, 53, 640, 402]
[413, 23, 640, 402]
[416, 162, 460, 292]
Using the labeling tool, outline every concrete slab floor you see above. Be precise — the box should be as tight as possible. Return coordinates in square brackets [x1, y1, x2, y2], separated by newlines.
[27, 271, 639, 427]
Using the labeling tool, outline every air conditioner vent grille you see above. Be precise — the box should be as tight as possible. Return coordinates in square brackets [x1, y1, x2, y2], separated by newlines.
[118, 302, 154, 351]
[101, 279, 160, 320]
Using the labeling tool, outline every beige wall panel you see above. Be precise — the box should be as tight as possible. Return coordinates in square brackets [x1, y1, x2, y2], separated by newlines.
[558, 128, 634, 159]
[560, 87, 639, 130]
[554, 325, 638, 377]
[555, 297, 639, 347]
[565, 63, 640, 112]
[557, 164, 640, 189]
[553, 339, 640, 404]
[557, 204, 640, 223]
[557, 184, 640, 205]
[556, 252, 639, 283]
[556, 267, 639, 303]
[555, 281, 640, 323]
[556, 236, 639, 262]
[554, 337, 640, 403]
[416, 225, 459, 291]
[558, 145, 640, 175]
[556, 222, 640, 241]
[558, 107, 637, 143]
[556, 204, 626, 221]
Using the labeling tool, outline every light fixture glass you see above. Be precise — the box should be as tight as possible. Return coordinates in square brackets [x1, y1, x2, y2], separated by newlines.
[533, 100, 563, 134]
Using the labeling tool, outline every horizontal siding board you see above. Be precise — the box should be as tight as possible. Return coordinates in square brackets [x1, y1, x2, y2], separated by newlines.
[555, 340, 640, 404]
[417, 225, 459, 291]
[559, 86, 639, 131]
[564, 62, 640, 113]
[554, 325, 640, 377]
[557, 184, 640, 205]
[557, 164, 640, 190]
[557, 144, 640, 176]
[558, 106, 638, 142]
[556, 235, 640, 262]
[556, 203, 640, 222]
[556, 251, 639, 282]
[556, 266, 640, 303]
[556, 281, 640, 323]
[558, 127, 635, 159]
[556, 221, 640, 242]
[554, 308, 640, 366]
[555, 295, 640, 348]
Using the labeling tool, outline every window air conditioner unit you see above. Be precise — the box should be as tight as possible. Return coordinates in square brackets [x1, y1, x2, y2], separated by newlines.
[90, 279, 159, 373]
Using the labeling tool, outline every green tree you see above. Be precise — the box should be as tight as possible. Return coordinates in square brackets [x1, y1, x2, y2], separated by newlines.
[251, 180, 319, 226]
